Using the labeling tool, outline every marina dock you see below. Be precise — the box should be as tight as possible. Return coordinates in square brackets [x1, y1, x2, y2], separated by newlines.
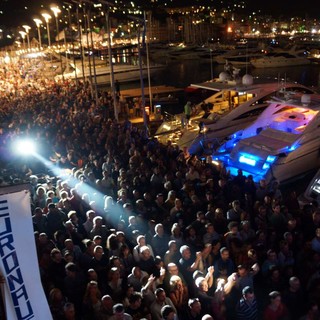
[120, 85, 184, 99]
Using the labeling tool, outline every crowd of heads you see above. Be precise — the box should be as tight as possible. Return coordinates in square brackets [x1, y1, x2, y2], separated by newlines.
[1, 55, 320, 320]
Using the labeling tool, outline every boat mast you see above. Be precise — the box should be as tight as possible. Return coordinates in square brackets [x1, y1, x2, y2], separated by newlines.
[129, 14, 148, 135]
[137, 16, 149, 136]
[101, 0, 118, 121]
[145, 11, 153, 114]
[84, 0, 98, 103]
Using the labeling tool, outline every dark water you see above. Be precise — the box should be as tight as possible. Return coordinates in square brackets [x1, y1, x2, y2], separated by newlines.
[123, 59, 320, 91]
[108, 46, 320, 91]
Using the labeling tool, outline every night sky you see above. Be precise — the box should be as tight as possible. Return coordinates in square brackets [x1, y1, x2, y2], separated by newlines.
[247, 0, 318, 17]
[0, 0, 318, 28]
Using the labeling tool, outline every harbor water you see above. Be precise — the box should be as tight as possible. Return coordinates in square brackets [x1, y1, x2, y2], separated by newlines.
[116, 58, 320, 117]
[122, 59, 320, 91]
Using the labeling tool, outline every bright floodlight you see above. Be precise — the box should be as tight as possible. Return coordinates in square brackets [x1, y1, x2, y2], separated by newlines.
[13, 139, 36, 156]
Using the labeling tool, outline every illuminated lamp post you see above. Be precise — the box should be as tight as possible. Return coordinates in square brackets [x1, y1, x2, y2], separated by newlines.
[22, 25, 31, 50]
[51, 6, 64, 78]
[33, 18, 43, 49]
[41, 13, 52, 47]
[50, 6, 61, 43]
[19, 31, 26, 50]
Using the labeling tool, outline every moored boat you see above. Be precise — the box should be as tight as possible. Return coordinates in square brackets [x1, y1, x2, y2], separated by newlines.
[55, 61, 165, 84]
[212, 92, 320, 184]
[251, 47, 311, 68]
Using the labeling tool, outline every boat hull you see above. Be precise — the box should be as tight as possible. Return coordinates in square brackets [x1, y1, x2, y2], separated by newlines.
[251, 57, 311, 68]
[224, 145, 320, 184]
[56, 64, 165, 84]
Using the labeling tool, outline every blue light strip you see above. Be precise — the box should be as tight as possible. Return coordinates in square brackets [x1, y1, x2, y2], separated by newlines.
[266, 155, 276, 163]
[239, 155, 256, 166]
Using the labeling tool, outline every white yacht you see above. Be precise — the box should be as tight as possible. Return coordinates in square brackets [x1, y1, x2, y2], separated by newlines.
[213, 47, 266, 64]
[251, 47, 311, 68]
[55, 61, 165, 84]
[212, 93, 320, 184]
[182, 74, 315, 155]
[224, 51, 268, 66]
[167, 46, 209, 60]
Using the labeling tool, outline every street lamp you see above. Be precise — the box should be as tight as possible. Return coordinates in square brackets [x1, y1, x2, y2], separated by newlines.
[41, 13, 52, 47]
[33, 18, 43, 49]
[19, 30, 26, 50]
[210, 48, 213, 80]
[51, 5, 64, 78]
[22, 25, 31, 50]
[50, 6, 61, 42]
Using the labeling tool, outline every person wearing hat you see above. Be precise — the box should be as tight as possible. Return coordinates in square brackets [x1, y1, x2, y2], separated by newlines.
[235, 263, 259, 294]
[236, 286, 258, 320]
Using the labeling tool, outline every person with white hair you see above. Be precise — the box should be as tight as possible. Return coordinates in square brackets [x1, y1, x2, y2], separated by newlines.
[89, 216, 109, 247]
[139, 245, 156, 275]
[195, 277, 214, 315]
[152, 223, 169, 258]
[83, 209, 96, 234]
[132, 235, 154, 262]
[202, 315, 214, 320]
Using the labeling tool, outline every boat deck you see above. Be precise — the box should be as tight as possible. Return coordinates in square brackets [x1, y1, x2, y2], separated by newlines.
[120, 85, 183, 99]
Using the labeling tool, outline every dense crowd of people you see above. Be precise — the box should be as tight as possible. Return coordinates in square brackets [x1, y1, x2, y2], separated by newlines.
[1, 54, 320, 320]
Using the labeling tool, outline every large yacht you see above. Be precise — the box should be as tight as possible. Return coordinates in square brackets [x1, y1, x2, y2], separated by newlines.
[182, 74, 315, 155]
[251, 47, 311, 68]
[212, 93, 320, 184]
[55, 61, 165, 85]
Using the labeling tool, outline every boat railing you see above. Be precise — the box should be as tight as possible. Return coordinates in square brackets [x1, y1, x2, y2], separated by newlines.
[199, 135, 225, 154]
[163, 111, 176, 122]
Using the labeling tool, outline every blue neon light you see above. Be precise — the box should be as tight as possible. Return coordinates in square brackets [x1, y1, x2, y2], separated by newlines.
[288, 144, 298, 152]
[262, 163, 270, 170]
[266, 155, 276, 163]
[239, 155, 256, 166]
[218, 146, 226, 153]
[262, 155, 276, 171]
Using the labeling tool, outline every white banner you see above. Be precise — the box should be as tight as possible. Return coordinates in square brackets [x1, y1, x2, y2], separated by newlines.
[0, 190, 52, 320]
